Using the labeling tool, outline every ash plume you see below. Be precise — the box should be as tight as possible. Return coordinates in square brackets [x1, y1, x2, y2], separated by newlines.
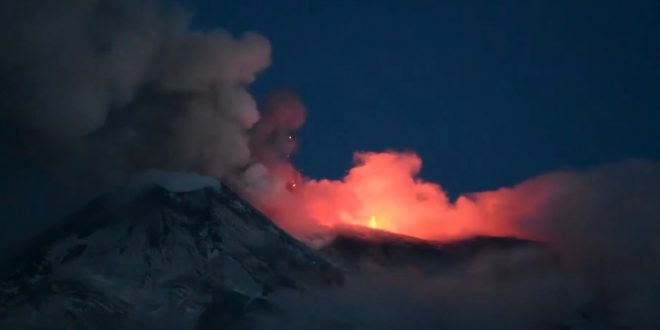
[0, 0, 285, 250]
[0, 0, 272, 178]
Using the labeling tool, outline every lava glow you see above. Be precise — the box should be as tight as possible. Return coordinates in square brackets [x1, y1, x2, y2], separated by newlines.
[368, 216, 378, 229]
[253, 151, 557, 241]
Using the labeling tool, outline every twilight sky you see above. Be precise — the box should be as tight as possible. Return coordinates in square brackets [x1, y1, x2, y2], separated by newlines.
[184, 0, 660, 195]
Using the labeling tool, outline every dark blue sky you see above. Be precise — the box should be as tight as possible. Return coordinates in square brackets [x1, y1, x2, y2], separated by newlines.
[186, 0, 659, 195]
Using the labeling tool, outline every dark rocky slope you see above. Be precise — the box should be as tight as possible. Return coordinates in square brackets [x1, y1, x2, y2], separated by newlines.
[0, 183, 342, 329]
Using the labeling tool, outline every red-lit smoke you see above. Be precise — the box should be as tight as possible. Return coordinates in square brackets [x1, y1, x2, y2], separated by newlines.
[240, 92, 660, 258]
[246, 149, 559, 242]
[237, 92, 567, 242]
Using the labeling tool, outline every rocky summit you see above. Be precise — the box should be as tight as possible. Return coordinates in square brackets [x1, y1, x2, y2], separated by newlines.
[0, 182, 342, 329]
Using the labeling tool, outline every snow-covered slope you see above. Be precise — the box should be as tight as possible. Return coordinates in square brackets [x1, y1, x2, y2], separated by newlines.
[0, 181, 342, 329]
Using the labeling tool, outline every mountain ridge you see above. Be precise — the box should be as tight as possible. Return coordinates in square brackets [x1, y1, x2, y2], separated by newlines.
[0, 182, 343, 329]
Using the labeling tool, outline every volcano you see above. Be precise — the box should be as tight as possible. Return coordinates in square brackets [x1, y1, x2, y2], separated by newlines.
[0, 177, 343, 329]
[0, 174, 593, 329]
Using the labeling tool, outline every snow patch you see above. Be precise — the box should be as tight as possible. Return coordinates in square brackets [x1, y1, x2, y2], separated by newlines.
[127, 170, 221, 193]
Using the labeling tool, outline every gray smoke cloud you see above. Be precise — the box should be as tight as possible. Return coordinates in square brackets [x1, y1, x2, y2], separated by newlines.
[1, 0, 177, 154]
[0, 0, 301, 253]
[249, 90, 306, 165]
[0, 0, 279, 179]
[240, 91, 306, 198]
[520, 160, 660, 328]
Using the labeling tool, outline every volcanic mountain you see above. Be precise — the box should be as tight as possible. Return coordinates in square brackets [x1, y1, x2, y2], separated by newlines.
[0, 174, 575, 329]
[0, 176, 344, 329]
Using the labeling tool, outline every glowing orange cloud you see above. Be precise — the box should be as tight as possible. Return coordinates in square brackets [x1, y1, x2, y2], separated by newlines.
[248, 151, 558, 242]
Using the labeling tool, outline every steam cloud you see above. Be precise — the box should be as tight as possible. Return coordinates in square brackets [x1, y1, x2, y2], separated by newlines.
[1, 0, 660, 329]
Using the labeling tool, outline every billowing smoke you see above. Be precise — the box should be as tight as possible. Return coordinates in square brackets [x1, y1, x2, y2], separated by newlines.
[249, 91, 306, 165]
[240, 90, 306, 195]
[250, 152, 660, 328]
[242, 121, 660, 327]
[0, 0, 287, 250]
[0, 0, 273, 182]
[248, 151, 553, 240]
[242, 126, 660, 329]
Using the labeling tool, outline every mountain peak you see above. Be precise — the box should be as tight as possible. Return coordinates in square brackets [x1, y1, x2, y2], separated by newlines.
[0, 180, 342, 329]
